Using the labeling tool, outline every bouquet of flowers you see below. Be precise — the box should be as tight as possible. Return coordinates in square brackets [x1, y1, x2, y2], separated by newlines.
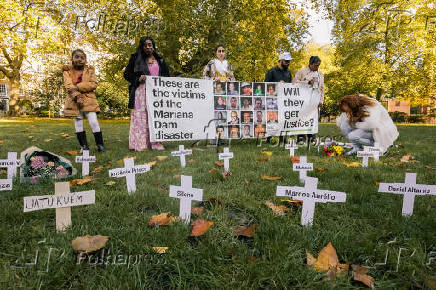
[323, 142, 344, 157]
[20, 148, 75, 183]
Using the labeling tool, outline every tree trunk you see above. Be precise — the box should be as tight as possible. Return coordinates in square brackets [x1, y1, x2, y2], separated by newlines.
[7, 71, 21, 116]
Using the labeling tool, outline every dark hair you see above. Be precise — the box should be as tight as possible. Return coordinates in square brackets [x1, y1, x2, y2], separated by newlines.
[215, 44, 226, 52]
[72, 49, 86, 57]
[309, 56, 321, 64]
[137, 36, 156, 54]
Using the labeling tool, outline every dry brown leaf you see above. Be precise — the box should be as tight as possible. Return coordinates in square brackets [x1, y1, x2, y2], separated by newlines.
[352, 264, 375, 288]
[235, 225, 258, 238]
[396, 162, 405, 168]
[424, 279, 436, 289]
[244, 179, 250, 185]
[215, 161, 224, 167]
[315, 167, 328, 172]
[145, 160, 157, 167]
[261, 175, 281, 181]
[314, 242, 339, 272]
[148, 213, 178, 226]
[344, 161, 360, 167]
[375, 181, 380, 186]
[61, 133, 70, 138]
[105, 181, 116, 186]
[44, 138, 53, 142]
[262, 151, 273, 156]
[92, 165, 104, 174]
[65, 150, 78, 156]
[70, 177, 93, 186]
[106, 161, 112, 168]
[257, 157, 270, 162]
[28, 136, 33, 139]
[290, 156, 300, 163]
[191, 219, 213, 236]
[72, 235, 109, 253]
[222, 171, 232, 179]
[156, 155, 168, 161]
[173, 174, 181, 178]
[152, 247, 168, 254]
[208, 168, 217, 173]
[265, 201, 289, 215]
[425, 165, 433, 170]
[400, 154, 413, 162]
[191, 206, 204, 216]
[247, 256, 257, 264]
[282, 199, 302, 207]
[0, 140, 3, 144]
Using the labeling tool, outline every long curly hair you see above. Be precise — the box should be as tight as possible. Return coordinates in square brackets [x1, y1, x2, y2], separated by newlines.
[339, 94, 376, 124]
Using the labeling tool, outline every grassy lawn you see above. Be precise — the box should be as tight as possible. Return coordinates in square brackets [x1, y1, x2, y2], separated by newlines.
[0, 118, 435, 289]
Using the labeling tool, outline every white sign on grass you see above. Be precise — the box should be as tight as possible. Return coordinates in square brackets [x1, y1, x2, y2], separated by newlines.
[218, 147, 233, 171]
[276, 177, 346, 226]
[364, 142, 381, 162]
[0, 179, 12, 191]
[23, 182, 95, 231]
[378, 173, 436, 216]
[169, 175, 203, 223]
[0, 152, 20, 179]
[171, 145, 192, 168]
[146, 76, 215, 142]
[108, 158, 150, 193]
[292, 156, 313, 182]
[285, 139, 298, 156]
[75, 150, 96, 177]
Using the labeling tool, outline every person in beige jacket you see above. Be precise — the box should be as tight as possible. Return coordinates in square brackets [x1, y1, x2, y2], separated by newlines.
[62, 49, 106, 152]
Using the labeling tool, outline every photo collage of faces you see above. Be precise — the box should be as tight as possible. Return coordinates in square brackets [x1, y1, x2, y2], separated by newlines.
[214, 81, 278, 139]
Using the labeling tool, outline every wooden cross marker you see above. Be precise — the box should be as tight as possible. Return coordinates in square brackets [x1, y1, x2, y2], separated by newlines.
[292, 156, 313, 183]
[75, 150, 96, 177]
[23, 182, 95, 231]
[169, 175, 203, 223]
[378, 173, 436, 216]
[285, 139, 298, 156]
[357, 150, 374, 167]
[218, 147, 234, 171]
[171, 145, 192, 168]
[108, 158, 150, 194]
[364, 142, 381, 161]
[276, 177, 346, 226]
[0, 152, 19, 179]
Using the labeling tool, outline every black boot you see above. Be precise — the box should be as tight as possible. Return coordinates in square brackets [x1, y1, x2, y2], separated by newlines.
[93, 131, 107, 152]
[76, 131, 89, 151]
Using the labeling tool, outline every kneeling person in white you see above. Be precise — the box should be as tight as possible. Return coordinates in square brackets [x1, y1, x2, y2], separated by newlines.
[336, 94, 398, 155]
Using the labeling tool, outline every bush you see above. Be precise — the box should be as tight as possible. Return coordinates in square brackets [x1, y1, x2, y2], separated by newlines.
[389, 111, 407, 123]
[406, 114, 424, 123]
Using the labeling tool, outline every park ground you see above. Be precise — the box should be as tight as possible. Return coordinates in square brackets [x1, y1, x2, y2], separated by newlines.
[0, 118, 435, 289]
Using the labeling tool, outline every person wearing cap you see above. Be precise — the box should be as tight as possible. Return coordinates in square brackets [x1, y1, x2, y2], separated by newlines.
[264, 52, 293, 83]
[292, 56, 324, 143]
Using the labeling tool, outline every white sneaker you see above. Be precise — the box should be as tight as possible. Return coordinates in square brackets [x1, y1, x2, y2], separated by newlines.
[345, 146, 361, 156]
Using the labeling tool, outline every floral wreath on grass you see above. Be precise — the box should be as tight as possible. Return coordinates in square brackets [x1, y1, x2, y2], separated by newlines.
[323, 142, 344, 156]
[21, 151, 73, 183]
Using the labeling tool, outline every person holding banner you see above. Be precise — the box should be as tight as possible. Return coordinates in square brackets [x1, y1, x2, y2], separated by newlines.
[124, 36, 170, 151]
[337, 94, 398, 155]
[62, 49, 106, 152]
[202, 45, 235, 81]
[264, 52, 292, 83]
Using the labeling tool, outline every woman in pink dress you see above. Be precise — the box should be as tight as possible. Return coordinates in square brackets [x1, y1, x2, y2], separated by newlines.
[124, 36, 170, 150]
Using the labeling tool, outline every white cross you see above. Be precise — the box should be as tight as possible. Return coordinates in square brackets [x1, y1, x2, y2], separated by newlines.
[0, 179, 12, 191]
[276, 177, 346, 226]
[108, 158, 150, 194]
[364, 142, 381, 162]
[23, 182, 95, 231]
[378, 173, 436, 216]
[0, 152, 19, 179]
[171, 145, 192, 168]
[357, 150, 374, 167]
[218, 147, 234, 171]
[292, 156, 313, 183]
[169, 175, 203, 223]
[75, 150, 96, 177]
[285, 139, 298, 156]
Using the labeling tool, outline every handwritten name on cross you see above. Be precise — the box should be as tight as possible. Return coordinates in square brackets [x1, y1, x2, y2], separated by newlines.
[357, 151, 374, 167]
[23, 182, 95, 231]
[108, 158, 150, 193]
[292, 156, 313, 183]
[0, 152, 19, 179]
[171, 145, 192, 168]
[276, 177, 346, 226]
[285, 139, 298, 156]
[0, 179, 12, 191]
[378, 173, 436, 216]
[218, 147, 234, 171]
[169, 175, 203, 223]
[75, 150, 96, 177]
[364, 142, 381, 162]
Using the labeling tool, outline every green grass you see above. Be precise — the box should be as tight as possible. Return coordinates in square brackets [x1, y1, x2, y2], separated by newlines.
[0, 118, 435, 289]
